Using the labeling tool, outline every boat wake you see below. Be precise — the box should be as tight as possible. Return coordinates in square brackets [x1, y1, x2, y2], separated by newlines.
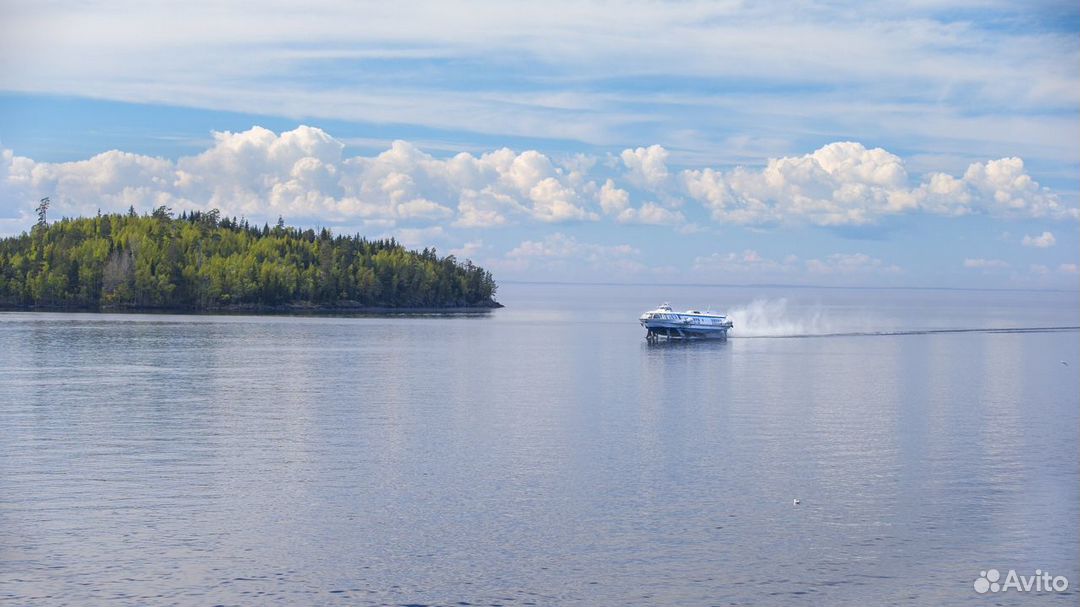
[726, 298, 1078, 339]
[737, 326, 1080, 339]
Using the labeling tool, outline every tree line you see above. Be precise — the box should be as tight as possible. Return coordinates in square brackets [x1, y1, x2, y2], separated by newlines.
[0, 207, 499, 311]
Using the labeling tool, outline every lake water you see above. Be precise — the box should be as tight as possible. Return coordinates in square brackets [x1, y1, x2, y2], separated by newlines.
[2, 283, 1078, 606]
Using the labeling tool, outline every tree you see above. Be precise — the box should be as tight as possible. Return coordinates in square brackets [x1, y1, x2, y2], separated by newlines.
[36, 197, 50, 227]
[0, 210, 500, 311]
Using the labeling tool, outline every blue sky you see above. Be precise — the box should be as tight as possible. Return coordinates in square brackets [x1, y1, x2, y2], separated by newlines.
[1, 0, 1077, 288]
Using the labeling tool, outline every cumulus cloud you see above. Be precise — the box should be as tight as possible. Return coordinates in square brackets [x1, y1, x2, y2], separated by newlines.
[597, 178, 630, 215]
[593, 177, 685, 225]
[0, 126, 600, 231]
[686, 142, 913, 226]
[2, 129, 1075, 237]
[616, 202, 685, 226]
[620, 145, 671, 190]
[946, 159, 1070, 219]
[681, 142, 1078, 226]
[1021, 231, 1056, 248]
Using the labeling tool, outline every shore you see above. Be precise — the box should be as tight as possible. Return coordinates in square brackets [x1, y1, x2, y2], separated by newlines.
[0, 300, 503, 315]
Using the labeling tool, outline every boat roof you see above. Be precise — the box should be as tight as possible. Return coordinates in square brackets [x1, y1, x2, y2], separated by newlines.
[681, 310, 726, 318]
[645, 304, 726, 318]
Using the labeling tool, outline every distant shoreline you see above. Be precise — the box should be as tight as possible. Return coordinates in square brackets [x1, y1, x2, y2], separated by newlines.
[499, 279, 1080, 294]
[0, 300, 503, 316]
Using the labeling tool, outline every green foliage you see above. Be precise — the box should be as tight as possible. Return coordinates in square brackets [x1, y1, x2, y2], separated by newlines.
[0, 211, 498, 310]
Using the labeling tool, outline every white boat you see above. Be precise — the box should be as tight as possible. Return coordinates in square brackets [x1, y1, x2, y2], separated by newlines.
[639, 303, 733, 341]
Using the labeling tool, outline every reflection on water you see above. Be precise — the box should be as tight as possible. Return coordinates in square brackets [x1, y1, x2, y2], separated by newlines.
[1, 283, 1078, 606]
[642, 337, 732, 349]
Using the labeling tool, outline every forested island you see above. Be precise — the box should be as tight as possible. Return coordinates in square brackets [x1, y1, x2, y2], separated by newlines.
[0, 207, 500, 313]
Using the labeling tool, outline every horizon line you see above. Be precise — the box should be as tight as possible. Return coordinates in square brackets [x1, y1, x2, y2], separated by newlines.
[499, 279, 1080, 294]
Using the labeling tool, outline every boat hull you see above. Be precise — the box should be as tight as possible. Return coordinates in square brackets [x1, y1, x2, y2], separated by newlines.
[640, 320, 731, 340]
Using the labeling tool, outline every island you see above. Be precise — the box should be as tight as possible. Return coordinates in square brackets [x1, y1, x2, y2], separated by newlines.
[0, 207, 500, 313]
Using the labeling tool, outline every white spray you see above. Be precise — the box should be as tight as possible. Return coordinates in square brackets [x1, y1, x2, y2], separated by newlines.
[725, 298, 832, 337]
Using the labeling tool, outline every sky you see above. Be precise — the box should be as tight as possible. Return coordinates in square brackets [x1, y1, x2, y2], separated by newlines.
[0, 0, 1077, 288]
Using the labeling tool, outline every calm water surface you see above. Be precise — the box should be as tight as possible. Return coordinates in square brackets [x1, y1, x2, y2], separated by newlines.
[2, 284, 1078, 606]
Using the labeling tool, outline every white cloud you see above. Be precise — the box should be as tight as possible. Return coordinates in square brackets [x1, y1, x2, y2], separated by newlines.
[924, 158, 1076, 219]
[620, 145, 671, 190]
[683, 141, 912, 225]
[682, 142, 1078, 226]
[491, 232, 689, 279]
[1031, 262, 1080, 277]
[963, 258, 1010, 269]
[616, 202, 685, 226]
[527, 177, 598, 223]
[453, 188, 521, 228]
[392, 226, 445, 248]
[693, 250, 899, 275]
[448, 240, 484, 259]
[507, 233, 638, 262]
[1, 129, 1075, 237]
[499, 232, 651, 274]
[1021, 231, 1056, 248]
[804, 252, 901, 275]
[1, 127, 599, 230]
[693, 250, 799, 273]
[597, 178, 630, 214]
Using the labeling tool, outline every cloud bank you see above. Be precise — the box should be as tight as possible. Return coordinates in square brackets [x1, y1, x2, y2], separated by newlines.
[2, 126, 1076, 235]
